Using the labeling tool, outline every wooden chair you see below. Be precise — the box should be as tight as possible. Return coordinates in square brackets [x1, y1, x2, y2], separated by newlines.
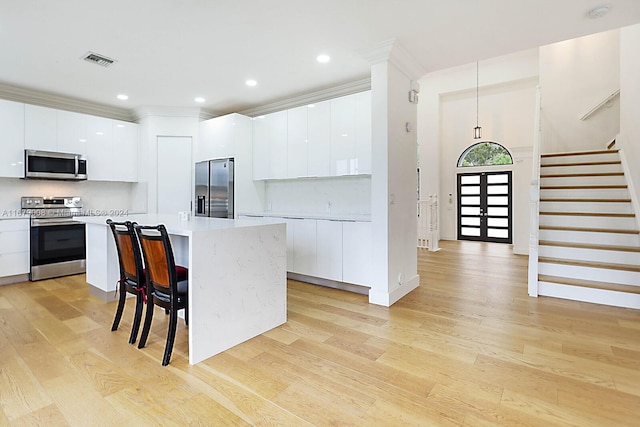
[106, 219, 145, 344]
[134, 224, 188, 366]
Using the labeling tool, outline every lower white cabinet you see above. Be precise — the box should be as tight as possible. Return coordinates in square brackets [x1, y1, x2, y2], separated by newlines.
[342, 221, 372, 286]
[0, 219, 30, 277]
[291, 218, 317, 276]
[316, 220, 343, 281]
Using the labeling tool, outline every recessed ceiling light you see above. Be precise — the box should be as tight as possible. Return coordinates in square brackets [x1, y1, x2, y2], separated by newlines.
[116, 124, 125, 128]
[195, 97, 205, 103]
[308, 104, 316, 108]
[317, 54, 331, 63]
[246, 79, 257, 87]
[96, 132, 104, 136]
[587, 5, 610, 19]
[117, 94, 128, 100]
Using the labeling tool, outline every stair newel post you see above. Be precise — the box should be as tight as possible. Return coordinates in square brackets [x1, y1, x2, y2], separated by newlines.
[528, 85, 542, 297]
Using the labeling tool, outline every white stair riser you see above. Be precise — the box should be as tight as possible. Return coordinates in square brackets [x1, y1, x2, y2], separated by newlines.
[541, 152, 620, 165]
[540, 163, 622, 175]
[539, 188, 629, 199]
[539, 229, 640, 246]
[539, 201, 632, 214]
[540, 175, 627, 186]
[538, 245, 640, 265]
[539, 215, 637, 230]
[538, 262, 640, 286]
[538, 282, 640, 310]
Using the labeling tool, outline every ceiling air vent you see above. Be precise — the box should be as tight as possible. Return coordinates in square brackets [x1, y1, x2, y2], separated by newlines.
[82, 51, 116, 67]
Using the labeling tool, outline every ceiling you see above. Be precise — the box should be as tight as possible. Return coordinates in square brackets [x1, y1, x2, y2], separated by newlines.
[1, 0, 640, 116]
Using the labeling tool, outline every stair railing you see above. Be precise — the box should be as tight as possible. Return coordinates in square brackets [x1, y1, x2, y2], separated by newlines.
[417, 195, 440, 251]
[527, 85, 542, 297]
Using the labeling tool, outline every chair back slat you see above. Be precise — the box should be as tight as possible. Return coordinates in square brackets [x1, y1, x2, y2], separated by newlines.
[139, 237, 171, 293]
[107, 220, 144, 284]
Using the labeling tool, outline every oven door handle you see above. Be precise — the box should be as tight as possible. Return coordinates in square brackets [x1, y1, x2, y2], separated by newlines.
[32, 219, 83, 227]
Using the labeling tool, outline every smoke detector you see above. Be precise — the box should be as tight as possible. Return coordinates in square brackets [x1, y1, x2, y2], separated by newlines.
[587, 5, 610, 19]
[82, 51, 116, 67]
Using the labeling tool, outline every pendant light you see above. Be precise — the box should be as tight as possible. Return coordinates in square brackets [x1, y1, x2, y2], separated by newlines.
[473, 61, 482, 139]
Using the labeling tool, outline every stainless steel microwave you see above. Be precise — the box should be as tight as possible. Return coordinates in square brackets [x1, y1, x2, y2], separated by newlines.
[24, 150, 87, 180]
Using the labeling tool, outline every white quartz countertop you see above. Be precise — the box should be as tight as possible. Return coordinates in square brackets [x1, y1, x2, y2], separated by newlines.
[74, 214, 282, 236]
[239, 212, 371, 222]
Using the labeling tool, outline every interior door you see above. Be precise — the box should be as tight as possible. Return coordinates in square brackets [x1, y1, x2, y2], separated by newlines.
[457, 171, 512, 244]
[157, 136, 192, 214]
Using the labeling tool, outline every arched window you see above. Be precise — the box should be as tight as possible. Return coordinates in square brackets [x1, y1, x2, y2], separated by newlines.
[457, 142, 513, 167]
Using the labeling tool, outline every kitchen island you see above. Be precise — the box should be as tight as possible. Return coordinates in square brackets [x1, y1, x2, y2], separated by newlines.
[76, 214, 286, 365]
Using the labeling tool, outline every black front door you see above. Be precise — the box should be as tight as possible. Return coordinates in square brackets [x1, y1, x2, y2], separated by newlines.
[457, 171, 512, 244]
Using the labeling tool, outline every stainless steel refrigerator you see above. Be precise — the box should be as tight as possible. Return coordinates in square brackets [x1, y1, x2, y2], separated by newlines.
[194, 158, 234, 218]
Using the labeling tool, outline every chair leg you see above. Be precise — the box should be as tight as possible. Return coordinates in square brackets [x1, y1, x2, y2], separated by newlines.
[137, 298, 155, 349]
[111, 282, 127, 331]
[162, 309, 178, 366]
[128, 291, 144, 345]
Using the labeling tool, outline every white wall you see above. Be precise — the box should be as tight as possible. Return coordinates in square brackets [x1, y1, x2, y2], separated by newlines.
[418, 49, 539, 254]
[539, 29, 620, 153]
[619, 24, 640, 208]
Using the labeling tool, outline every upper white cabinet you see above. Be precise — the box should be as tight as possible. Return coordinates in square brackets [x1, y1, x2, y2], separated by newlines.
[287, 106, 308, 178]
[307, 100, 331, 177]
[112, 120, 138, 182]
[198, 114, 237, 161]
[0, 99, 25, 178]
[252, 90, 371, 180]
[86, 115, 113, 181]
[57, 110, 88, 155]
[24, 104, 57, 151]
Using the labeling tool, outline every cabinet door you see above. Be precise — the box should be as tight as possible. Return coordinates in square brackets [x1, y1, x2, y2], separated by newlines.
[354, 91, 372, 175]
[316, 220, 343, 281]
[0, 219, 29, 277]
[86, 116, 113, 181]
[342, 221, 372, 286]
[112, 120, 138, 182]
[57, 110, 88, 154]
[199, 115, 235, 162]
[307, 100, 330, 177]
[330, 95, 356, 176]
[24, 104, 57, 151]
[268, 111, 288, 179]
[0, 100, 25, 178]
[292, 218, 316, 276]
[287, 106, 307, 178]
[252, 116, 269, 180]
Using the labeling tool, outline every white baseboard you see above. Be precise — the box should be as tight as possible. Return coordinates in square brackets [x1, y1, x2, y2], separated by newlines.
[369, 274, 420, 307]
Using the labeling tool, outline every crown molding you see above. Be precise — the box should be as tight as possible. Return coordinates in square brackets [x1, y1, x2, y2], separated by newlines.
[361, 38, 426, 80]
[133, 106, 211, 122]
[239, 78, 371, 117]
[0, 82, 135, 122]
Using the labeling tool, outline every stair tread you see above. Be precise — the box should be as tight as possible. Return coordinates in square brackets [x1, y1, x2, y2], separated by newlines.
[540, 185, 627, 189]
[540, 161, 621, 167]
[540, 172, 624, 178]
[539, 198, 631, 203]
[538, 274, 640, 294]
[539, 211, 635, 218]
[538, 240, 640, 252]
[538, 257, 640, 272]
[539, 225, 639, 234]
[541, 149, 619, 158]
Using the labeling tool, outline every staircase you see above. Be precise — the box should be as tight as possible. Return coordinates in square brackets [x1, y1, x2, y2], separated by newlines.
[535, 149, 640, 308]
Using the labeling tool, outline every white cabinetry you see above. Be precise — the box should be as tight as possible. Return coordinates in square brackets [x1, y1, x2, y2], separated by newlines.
[0, 99, 25, 178]
[252, 91, 370, 180]
[24, 104, 57, 151]
[316, 220, 343, 281]
[197, 114, 236, 161]
[342, 221, 372, 286]
[112, 120, 138, 182]
[0, 219, 29, 277]
[307, 100, 331, 177]
[57, 110, 88, 154]
[287, 106, 308, 178]
[268, 111, 288, 179]
[291, 218, 317, 276]
[86, 115, 113, 181]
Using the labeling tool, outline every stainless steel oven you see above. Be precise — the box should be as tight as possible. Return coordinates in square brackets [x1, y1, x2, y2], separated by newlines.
[22, 197, 86, 281]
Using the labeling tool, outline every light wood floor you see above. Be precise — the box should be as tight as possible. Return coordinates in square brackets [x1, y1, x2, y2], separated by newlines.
[1, 240, 639, 426]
